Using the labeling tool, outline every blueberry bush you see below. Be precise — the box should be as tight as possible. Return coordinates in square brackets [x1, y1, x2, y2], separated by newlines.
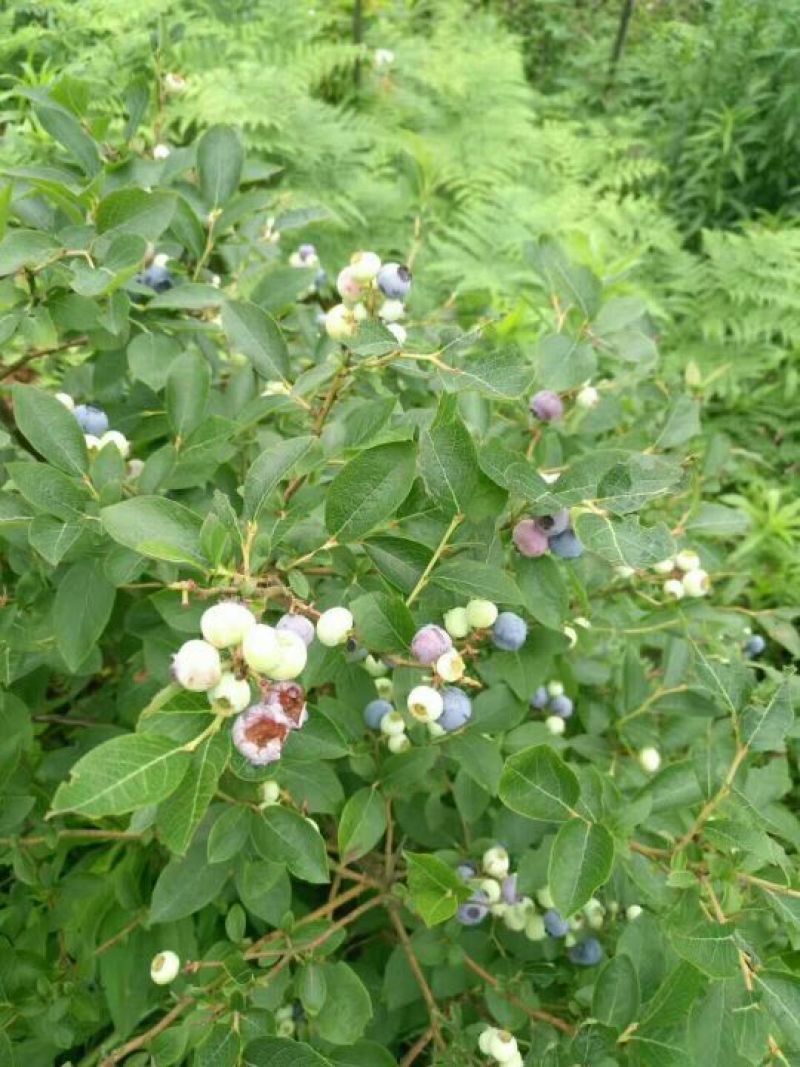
[0, 12, 799, 1067]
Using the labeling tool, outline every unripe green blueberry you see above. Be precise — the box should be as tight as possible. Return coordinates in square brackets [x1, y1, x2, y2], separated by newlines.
[525, 913, 546, 941]
[387, 732, 411, 754]
[407, 685, 444, 723]
[55, 392, 74, 410]
[386, 322, 407, 347]
[150, 950, 180, 985]
[488, 1029, 519, 1063]
[663, 578, 685, 600]
[364, 654, 389, 677]
[536, 886, 554, 909]
[504, 901, 533, 932]
[349, 250, 381, 282]
[653, 558, 675, 575]
[576, 383, 600, 409]
[626, 904, 643, 921]
[265, 630, 307, 681]
[172, 639, 222, 691]
[201, 602, 257, 649]
[336, 267, 362, 302]
[100, 430, 131, 456]
[547, 680, 564, 698]
[638, 746, 661, 773]
[444, 607, 470, 639]
[435, 649, 465, 682]
[546, 715, 566, 736]
[478, 1028, 498, 1056]
[675, 549, 701, 572]
[482, 845, 509, 879]
[615, 565, 636, 579]
[427, 720, 446, 738]
[325, 303, 357, 340]
[261, 780, 281, 805]
[682, 568, 710, 598]
[380, 711, 406, 737]
[242, 624, 282, 672]
[478, 878, 502, 904]
[209, 672, 251, 713]
[378, 298, 405, 322]
[375, 677, 393, 700]
[465, 599, 498, 628]
[316, 607, 353, 646]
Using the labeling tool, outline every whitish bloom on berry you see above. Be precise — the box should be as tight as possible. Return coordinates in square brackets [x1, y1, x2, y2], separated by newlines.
[55, 392, 74, 410]
[626, 904, 643, 921]
[411, 624, 452, 665]
[153, 143, 171, 160]
[407, 685, 443, 723]
[242, 624, 281, 672]
[489, 1029, 520, 1063]
[482, 845, 509, 879]
[387, 732, 411, 754]
[435, 649, 464, 682]
[638, 746, 661, 773]
[276, 613, 315, 647]
[325, 303, 357, 341]
[349, 250, 381, 282]
[232, 704, 292, 765]
[378, 298, 405, 322]
[264, 630, 307, 681]
[653, 558, 675, 574]
[675, 549, 701, 572]
[151, 950, 180, 984]
[202, 602, 257, 649]
[444, 607, 470, 639]
[682, 568, 710, 597]
[465, 599, 498, 628]
[380, 710, 406, 737]
[546, 715, 566, 736]
[316, 606, 353, 647]
[172, 639, 222, 691]
[663, 578, 685, 600]
[209, 672, 251, 713]
[576, 384, 600, 409]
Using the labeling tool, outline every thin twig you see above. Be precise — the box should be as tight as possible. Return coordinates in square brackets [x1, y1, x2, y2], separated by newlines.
[405, 513, 463, 607]
[101, 996, 194, 1065]
[461, 953, 575, 1035]
[399, 1026, 434, 1067]
[0, 335, 88, 381]
[388, 908, 445, 1050]
[674, 744, 749, 851]
[95, 914, 145, 957]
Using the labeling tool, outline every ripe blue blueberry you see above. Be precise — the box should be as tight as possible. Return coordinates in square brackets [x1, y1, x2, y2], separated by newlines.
[568, 937, 603, 966]
[439, 687, 473, 732]
[73, 404, 109, 436]
[549, 694, 574, 718]
[549, 529, 584, 559]
[534, 508, 571, 538]
[492, 612, 527, 652]
[744, 634, 766, 658]
[364, 698, 393, 730]
[456, 861, 478, 881]
[139, 263, 174, 293]
[543, 909, 569, 938]
[501, 874, 520, 905]
[456, 892, 489, 925]
[530, 390, 564, 422]
[530, 686, 549, 709]
[377, 262, 412, 300]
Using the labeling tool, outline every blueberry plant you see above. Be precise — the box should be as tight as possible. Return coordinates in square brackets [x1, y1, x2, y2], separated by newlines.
[0, 77, 798, 1067]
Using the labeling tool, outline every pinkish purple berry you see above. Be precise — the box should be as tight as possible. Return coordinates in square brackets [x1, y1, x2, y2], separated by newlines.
[530, 390, 564, 422]
[411, 624, 452, 665]
[512, 519, 550, 557]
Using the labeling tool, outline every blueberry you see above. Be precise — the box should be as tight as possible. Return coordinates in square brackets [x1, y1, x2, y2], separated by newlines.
[314, 268, 328, 290]
[439, 687, 472, 732]
[73, 404, 109, 436]
[298, 243, 317, 261]
[549, 694, 574, 718]
[363, 699, 393, 730]
[549, 529, 584, 560]
[543, 909, 569, 938]
[534, 509, 571, 538]
[139, 263, 174, 293]
[530, 686, 549, 709]
[744, 634, 766, 658]
[411, 624, 452, 665]
[501, 874, 520, 905]
[530, 390, 564, 422]
[456, 862, 478, 882]
[568, 937, 603, 966]
[512, 519, 549, 558]
[457, 892, 489, 926]
[492, 612, 527, 652]
[377, 262, 412, 300]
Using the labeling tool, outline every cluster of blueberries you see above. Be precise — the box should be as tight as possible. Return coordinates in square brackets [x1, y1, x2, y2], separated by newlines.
[324, 250, 412, 347]
[512, 506, 583, 560]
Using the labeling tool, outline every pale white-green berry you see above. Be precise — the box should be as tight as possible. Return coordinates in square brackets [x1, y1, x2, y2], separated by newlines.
[465, 599, 498, 629]
[576, 384, 600, 409]
[564, 932, 577, 948]
[504, 901, 533, 932]
[584, 897, 605, 930]
[490, 901, 509, 917]
[536, 886, 554, 909]
[209, 672, 251, 713]
[316, 607, 354, 647]
[407, 685, 443, 723]
[626, 904, 643, 921]
[568, 913, 585, 931]
[150, 950, 180, 985]
[84, 433, 101, 450]
[663, 578, 685, 600]
[435, 649, 465, 682]
[375, 677, 393, 700]
[444, 607, 470, 639]
[546, 715, 566, 736]
[275, 1005, 294, 1023]
[525, 913, 546, 941]
[478, 1028, 498, 1056]
[364, 654, 389, 677]
[387, 732, 411, 754]
[638, 746, 661, 773]
[352, 301, 368, 322]
[325, 303, 357, 341]
[380, 711, 406, 737]
[386, 322, 407, 346]
[201, 602, 257, 649]
[482, 845, 509, 879]
[682, 568, 710, 598]
[349, 250, 381, 281]
[127, 458, 145, 479]
[563, 625, 578, 648]
[55, 392, 74, 410]
[675, 549, 701, 572]
[615, 565, 636, 579]
[265, 630, 307, 681]
[378, 298, 405, 322]
[488, 1030, 519, 1064]
[574, 616, 591, 629]
[242, 624, 282, 673]
[172, 639, 222, 691]
[547, 680, 565, 698]
[262, 380, 291, 397]
[478, 878, 502, 904]
[653, 558, 675, 575]
[261, 780, 281, 805]
[427, 720, 446, 738]
[276, 1018, 295, 1038]
[153, 143, 171, 160]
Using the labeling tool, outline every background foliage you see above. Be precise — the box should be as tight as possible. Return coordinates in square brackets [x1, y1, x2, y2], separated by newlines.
[0, 1, 798, 1064]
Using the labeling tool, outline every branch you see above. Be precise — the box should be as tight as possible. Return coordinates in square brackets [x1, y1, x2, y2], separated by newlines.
[405, 512, 463, 607]
[0, 336, 88, 382]
[461, 953, 575, 1035]
[101, 996, 194, 1066]
[388, 907, 445, 1050]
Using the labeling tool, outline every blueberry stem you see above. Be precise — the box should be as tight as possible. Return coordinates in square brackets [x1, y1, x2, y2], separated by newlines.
[405, 512, 463, 607]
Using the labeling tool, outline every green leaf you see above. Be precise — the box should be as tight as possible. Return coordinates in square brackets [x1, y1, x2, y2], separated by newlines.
[325, 442, 417, 543]
[12, 386, 88, 476]
[127, 332, 182, 391]
[741, 679, 794, 752]
[754, 971, 800, 1046]
[688, 981, 749, 1067]
[50, 734, 191, 818]
[28, 515, 85, 565]
[338, 787, 386, 862]
[95, 188, 176, 239]
[150, 833, 231, 922]
[657, 395, 702, 449]
[595, 455, 683, 515]
[315, 963, 373, 1045]
[526, 238, 602, 318]
[166, 350, 211, 438]
[196, 1025, 242, 1067]
[149, 283, 224, 310]
[537, 334, 597, 391]
[101, 496, 207, 569]
[350, 592, 415, 653]
[670, 921, 741, 978]
[515, 555, 568, 630]
[593, 955, 640, 1029]
[404, 851, 471, 926]
[686, 502, 751, 538]
[244, 1038, 333, 1067]
[439, 347, 536, 401]
[243, 436, 316, 520]
[251, 805, 329, 884]
[0, 229, 60, 274]
[197, 125, 244, 207]
[349, 319, 399, 357]
[222, 300, 290, 380]
[7, 461, 92, 521]
[33, 96, 101, 175]
[760, 887, 800, 933]
[53, 559, 116, 671]
[419, 397, 479, 515]
[447, 733, 503, 795]
[499, 745, 579, 822]
[548, 819, 614, 915]
[573, 513, 676, 568]
[431, 559, 522, 605]
[207, 805, 251, 864]
[362, 536, 431, 595]
[156, 732, 229, 855]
